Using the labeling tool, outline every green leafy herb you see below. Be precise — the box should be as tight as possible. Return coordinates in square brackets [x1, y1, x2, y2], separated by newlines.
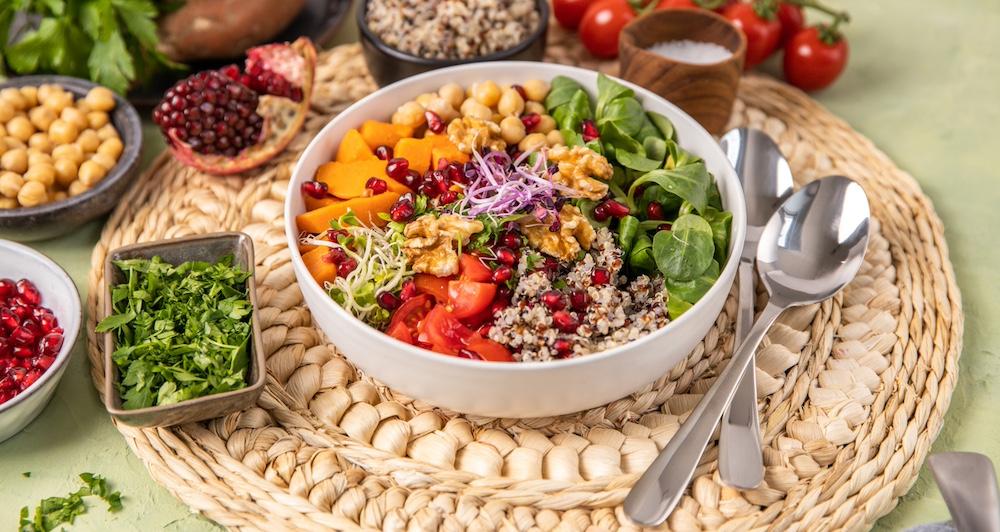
[553, 89, 593, 132]
[96, 255, 253, 409]
[652, 214, 715, 282]
[647, 111, 677, 141]
[628, 164, 712, 214]
[629, 232, 655, 272]
[544, 75, 586, 111]
[22, 472, 30, 478]
[18, 473, 122, 532]
[617, 215, 640, 257]
[615, 148, 662, 172]
[702, 207, 732, 265]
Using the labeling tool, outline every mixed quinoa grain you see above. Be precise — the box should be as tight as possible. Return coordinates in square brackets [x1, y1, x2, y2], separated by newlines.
[365, 0, 541, 60]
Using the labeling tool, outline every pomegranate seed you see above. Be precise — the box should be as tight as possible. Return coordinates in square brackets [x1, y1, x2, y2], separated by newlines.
[365, 177, 389, 195]
[439, 190, 458, 204]
[22, 369, 42, 387]
[569, 289, 591, 312]
[646, 201, 664, 220]
[301, 181, 329, 199]
[600, 199, 630, 219]
[13, 345, 34, 358]
[446, 163, 466, 184]
[495, 284, 512, 304]
[399, 279, 417, 301]
[551, 310, 580, 333]
[540, 291, 566, 311]
[337, 257, 358, 277]
[511, 84, 528, 100]
[11, 327, 37, 347]
[495, 247, 517, 267]
[549, 218, 562, 232]
[593, 203, 610, 222]
[418, 182, 440, 198]
[11, 304, 30, 320]
[34, 355, 55, 370]
[36, 333, 63, 356]
[521, 113, 541, 132]
[425, 110, 445, 133]
[542, 257, 560, 275]
[658, 223, 672, 232]
[374, 145, 393, 160]
[592, 268, 611, 286]
[16, 280, 40, 306]
[386, 158, 409, 180]
[581, 119, 600, 142]
[376, 291, 401, 311]
[0, 278, 14, 300]
[326, 229, 348, 242]
[0, 309, 17, 331]
[322, 247, 348, 264]
[489, 300, 508, 315]
[492, 265, 513, 283]
[458, 348, 482, 360]
[37, 313, 59, 334]
[389, 197, 415, 222]
[500, 232, 521, 249]
[0, 337, 10, 357]
[553, 338, 573, 358]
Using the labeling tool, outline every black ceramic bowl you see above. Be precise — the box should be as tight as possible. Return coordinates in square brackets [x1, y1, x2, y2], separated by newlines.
[0, 76, 142, 242]
[357, 0, 549, 87]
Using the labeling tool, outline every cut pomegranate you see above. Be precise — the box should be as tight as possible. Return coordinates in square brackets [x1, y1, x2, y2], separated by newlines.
[322, 247, 348, 264]
[593, 202, 610, 222]
[511, 84, 528, 101]
[500, 231, 521, 249]
[582, 119, 600, 142]
[377, 291, 401, 311]
[552, 310, 580, 333]
[425, 110, 445, 133]
[374, 145, 393, 160]
[646, 201, 664, 220]
[553, 338, 573, 358]
[495, 247, 517, 267]
[438, 190, 458, 205]
[386, 158, 409, 181]
[491, 265, 513, 283]
[569, 289, 591, 311]
[301, 181, 329, 199]
[592, 268, 611, 286]
[0, 279, 15, 301]
[337, 257, 358, 278]
[540, 291, 566, 311]
[365, 177, 389, 195]
[658, 223, 672, 232]
[446, 163, 466, 184]
[521, 113, 541, 132]
[389, 196, 415, 222]
[158, 38, 317, 175]
[600, 199, 630, 219]
[0, 278, 62, 405]
[403, 170, 421, 189]
[16, 280, 40, 306]
[399, 279, 418, 301]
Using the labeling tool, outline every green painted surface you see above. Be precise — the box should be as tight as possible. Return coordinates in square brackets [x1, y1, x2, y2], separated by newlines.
[2, 1, 998, 529]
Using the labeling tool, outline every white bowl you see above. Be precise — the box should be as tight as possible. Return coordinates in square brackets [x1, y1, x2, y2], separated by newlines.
[0, 240, 82, 442]
[286, 62, 746, 418]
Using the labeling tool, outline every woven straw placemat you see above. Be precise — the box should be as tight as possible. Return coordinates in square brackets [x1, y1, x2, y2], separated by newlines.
[85, 37, 962, 531]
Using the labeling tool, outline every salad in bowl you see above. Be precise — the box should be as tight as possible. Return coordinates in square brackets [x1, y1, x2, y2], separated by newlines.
[287, 63, 745, 417]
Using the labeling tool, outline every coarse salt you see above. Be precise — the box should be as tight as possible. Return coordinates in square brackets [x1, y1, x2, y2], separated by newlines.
[646, 39, 733, 65]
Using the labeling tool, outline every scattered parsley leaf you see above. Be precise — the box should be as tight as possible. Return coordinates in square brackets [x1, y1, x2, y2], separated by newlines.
[17, 473, 121, 532]
[22, 472, 31, 478]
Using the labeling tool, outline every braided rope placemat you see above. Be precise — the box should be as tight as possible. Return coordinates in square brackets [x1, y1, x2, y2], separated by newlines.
[85, 39, 962, 531]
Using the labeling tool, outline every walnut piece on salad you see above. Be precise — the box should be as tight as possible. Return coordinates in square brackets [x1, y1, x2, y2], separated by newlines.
[521, 204, 596, 261]
[547, 145, 613, 200]
[402, 214, 484, 276]
[447, 116, 506, 154]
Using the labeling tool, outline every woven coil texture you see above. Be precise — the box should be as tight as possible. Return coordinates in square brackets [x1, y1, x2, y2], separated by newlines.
[85, 39, 962, 531]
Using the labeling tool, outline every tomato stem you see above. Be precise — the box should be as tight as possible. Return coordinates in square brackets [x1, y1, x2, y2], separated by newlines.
[693, 0, 729, 9]
[785, 0, 850, 25]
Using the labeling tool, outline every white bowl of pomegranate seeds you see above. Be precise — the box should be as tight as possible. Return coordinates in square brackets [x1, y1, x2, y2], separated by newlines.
[0, 239, 81, 442]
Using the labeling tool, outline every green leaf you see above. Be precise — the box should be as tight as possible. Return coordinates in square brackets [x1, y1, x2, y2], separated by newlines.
[667, 293, 693, 320]
[545, 75, 586, 111]
[666, 260, 720, 304]
[599, 120, 644, 157]
[643, 136, 667, 164]
[647, 111, 676, 141]
[80, 0, 114, 40]
[552, 89, 592, 131]
[616, 215, 640, 257]
[628, 163, 712, 214]
[597, 97, 645, 136]
[702, 208, 732, 264]
[615, 148, 662, 172]
[652, 214, 715, 281]
[112, 0, 159, 49]
[629, 232, 655, 272]
[595, 72, 634, 118]
[88, 30, 135, 94]
[95, 310, 136, 332]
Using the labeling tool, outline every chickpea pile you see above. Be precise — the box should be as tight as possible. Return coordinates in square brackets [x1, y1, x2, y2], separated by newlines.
[0, 85, 123, 209]
[391, 79, 563, 153]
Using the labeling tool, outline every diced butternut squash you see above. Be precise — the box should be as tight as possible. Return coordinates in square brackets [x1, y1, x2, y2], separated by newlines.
[316, 160, 410, 199]
[360, 120, 414, 149]
[424, 134, 454, 148]
[336, 129, 377, 162]
[305, 193, 340, 211]
[296, 192, 402, 233]
[302, 246, 338, 286]
[394, 137, 434, 175]
[432, 144, 469, 167]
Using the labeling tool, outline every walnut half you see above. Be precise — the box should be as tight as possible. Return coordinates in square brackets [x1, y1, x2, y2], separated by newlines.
[547, 145, 613, 200]
[402, 214, 484, 277]
[447, 116, 506, 154]
[521, 204, 597, 261]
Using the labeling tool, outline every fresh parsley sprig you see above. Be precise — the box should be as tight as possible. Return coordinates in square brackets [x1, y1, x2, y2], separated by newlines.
[18, 473, 122, 532]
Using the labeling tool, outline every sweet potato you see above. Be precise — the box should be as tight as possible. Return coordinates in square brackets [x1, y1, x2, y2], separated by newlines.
[304, 192, 340, 211]
[360, 120, 414, 149]
[432, 144, 470, 167]
[336, 129, 377, 163]
[296, 191, 402, 233]
[394, 137, 434, 175]
[301, 246, 338, 287]
[316, 160, 410, 199]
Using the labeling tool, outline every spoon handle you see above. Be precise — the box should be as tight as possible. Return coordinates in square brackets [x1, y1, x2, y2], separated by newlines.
[624, 301, 786, 527]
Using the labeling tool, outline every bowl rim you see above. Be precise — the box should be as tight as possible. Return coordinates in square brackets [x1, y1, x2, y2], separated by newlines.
[0, 75, 142, 220]
[285, 61, 747, 372]
[355, 0, 550, 66]
[0, 239, 82, 414]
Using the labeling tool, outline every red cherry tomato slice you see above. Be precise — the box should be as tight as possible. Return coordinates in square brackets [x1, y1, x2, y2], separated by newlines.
[414, 274, 451, 302]
[459, 254, 492, 282]
[387, 294, 432, 334]
[776, 3, 804, 45]
[447, 280, 496, 319]
[722, 2, 781, 69]
[553, 0, 595, 30]
[783, 26, 849, 91]
[420, 304, 476, 354]
[386, 321, 414, 344]
[465, 336, 514, 362]
[579, 0, 636, 59]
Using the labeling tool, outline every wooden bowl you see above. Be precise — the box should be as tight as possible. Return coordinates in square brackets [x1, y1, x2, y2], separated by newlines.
[619, 9, 746, 135]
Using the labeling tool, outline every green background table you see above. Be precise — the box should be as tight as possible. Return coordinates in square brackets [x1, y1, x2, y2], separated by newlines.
[2, 1, 997, 529]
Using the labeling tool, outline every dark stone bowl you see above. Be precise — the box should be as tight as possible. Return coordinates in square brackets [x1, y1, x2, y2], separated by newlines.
[357, 0, 549, 88]
[0, 76, 142, 242]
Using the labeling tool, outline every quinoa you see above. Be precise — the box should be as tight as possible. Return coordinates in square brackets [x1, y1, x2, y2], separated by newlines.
[365, 0, 541, 60]
[489, 228, 671, 361]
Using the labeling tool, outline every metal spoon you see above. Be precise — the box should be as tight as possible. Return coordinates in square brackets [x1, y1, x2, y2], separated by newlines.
[928, 452, 1000, 532]
[625, 176, 871, 527]
[718, 128, 794, 489]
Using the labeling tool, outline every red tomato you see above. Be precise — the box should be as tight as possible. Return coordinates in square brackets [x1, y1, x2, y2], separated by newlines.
[776, 3, 805, 45]
[579, 0, 636, 59]
[387, 294, 432, 340]
[447, 280, 496, 319]
[783, 26, 848, 91]
[655, 0, 699, 9]
[459, 254, 492, 282]
[722, 3, 781, 69]
[420, 305, 475, 354]
[553, 0, 596, 30]
[414, 274, 450, 302]
[465, 337, 514, 362]
[386, 321, 414, 344]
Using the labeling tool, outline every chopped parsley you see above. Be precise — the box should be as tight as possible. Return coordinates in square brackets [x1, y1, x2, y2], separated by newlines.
[18, 473, 122, 532]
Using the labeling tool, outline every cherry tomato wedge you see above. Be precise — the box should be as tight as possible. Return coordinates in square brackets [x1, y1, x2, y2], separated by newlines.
[722, 2, 781, 69]
[465, 336, 514, 362]
[579, 0, 636, 59]
[459, 254, 492, 282]
[783, 26, 849, 92]
[419, 304, 475, 354]
[447, 280, 496, 319]
[386, 321, 414, 344]
[387, 294, 432, 342]
[414, 274, 451, 302]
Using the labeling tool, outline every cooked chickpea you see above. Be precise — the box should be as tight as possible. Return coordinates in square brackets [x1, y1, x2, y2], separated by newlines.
[17, 180, 46, 207]
[1, 88, 28, 110]
[546, 130, 565, 147]
[518, 133, 547, 152]
[86, 111, 109, 129]
[471, 81, 501, 108]
[97, 137, 123, 159]
[61, 107, 88, 130]
[0, 100, 14, 122]
[28, 106, 57, 131]
[6, 116, 34, 142]
[76, 129, 101, 153]
[28, 151, 52, 167]
[391, 101, 426, 128]
[36, 84, 60, 103]
[438, 83, 464, 109]
[24, 164, 55, 187]
[459, 99, 492, 121]
[1, 148, 28, 173]
[90, 152, 117, 171]
[53, 159, 78, 187]
[78, 160, 107, 185]
[75, 100, 92, 114]
[522, 79, 550, 102]
[52, 144, 84, 164]
[537, 114, 557, 134]
[28, 133, 53, 153]
[497, 88, 525, 117]
[524, 101, 545, 115]
[499, 116, 526, 145]
[68, 179, 89, 197]
[84, 87, 116, 112]
[0, 198, 16, 209]
[48, 119, 79, 144]
[4, 137, 26, 150]
[19, 86, 38, 107]
[425, 97, 458, 123]
[96, 124, 119, 141]
[0, 172, 23, 198]
[42, 91, 73, 113]
[0, 124, 6, 138]
[415, 92, 436, 107]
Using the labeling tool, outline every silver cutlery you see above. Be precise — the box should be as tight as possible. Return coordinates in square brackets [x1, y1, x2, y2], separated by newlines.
[718, 127, 794, 489]
[625, 175, 871, 526]
[929, 452, 1000, 532]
